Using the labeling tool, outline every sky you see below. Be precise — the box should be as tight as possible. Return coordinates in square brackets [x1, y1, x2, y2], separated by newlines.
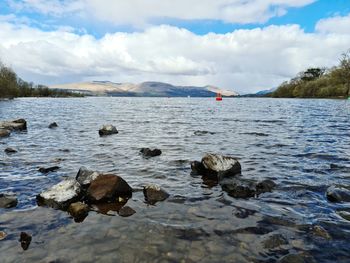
[0, 0, 350, 94]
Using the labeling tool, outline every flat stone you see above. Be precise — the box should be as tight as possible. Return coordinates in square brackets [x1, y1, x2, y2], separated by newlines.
[4, 147, 17, 154]
[0, 119, 27, 131]
[143, 184, 169, 204]
[48, 122, 58, 129]
[0, 129, 10, 138]
[87, 174, 132, 202]
[76, 167, 100, 187]
[36, 179, 82, 210]
[118, 206, 136, 217]
[98, 125, 118, 136]
[326, 185, 350, 202]
[0, 193, 18, 208]
[68, 202, 89, 222]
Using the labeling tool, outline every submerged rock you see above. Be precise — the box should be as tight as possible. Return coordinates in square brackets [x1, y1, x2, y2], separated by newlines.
[143, 184, 169, 204]
[221, 180, 256, 198]
[48, 122, 58, 129]
[19, 232, 32, 251]
[68, 202, 89, 222]
[118, 206, 136, 217]
[0, 129, 10, 138]
[263, 234, 288, 249]
[87, 174, 132, 202]
[337, 210, 350, 221]
[98, 125, 118, 136]
[0, 119, 27, 131]
[36, 179, 82, 210]
[256, 180, 276, 195]
[140, 148, 162, 157]
[38, 166, 60, 174]
[4, 147, 17, 154]
[191, 153, 241, 179]
[311, 225, 331, 239]
[76, 166, 100, 187]
[326, 185, 350, 202]
[0, 193, 18, 208]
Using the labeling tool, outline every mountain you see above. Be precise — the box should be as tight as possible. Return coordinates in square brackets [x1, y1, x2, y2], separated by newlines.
[50, 81, 238, 97]
[239, 87, 276, 97]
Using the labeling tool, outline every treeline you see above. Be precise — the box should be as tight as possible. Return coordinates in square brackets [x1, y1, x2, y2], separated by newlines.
[0, 62, 82, 98]
[271, 51, 350, 98]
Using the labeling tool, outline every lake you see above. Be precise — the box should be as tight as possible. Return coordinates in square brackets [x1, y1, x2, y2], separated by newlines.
[0, 97, 350, 262]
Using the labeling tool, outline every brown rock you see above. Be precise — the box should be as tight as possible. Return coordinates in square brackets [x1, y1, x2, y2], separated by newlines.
[118, 206, 136, 217]
[87, 174, 132, 202]
[0, 129, 10, 138]
[0, 231, 7, 240]
[143, 184, 169, 204]
[68, 202, 89, 222]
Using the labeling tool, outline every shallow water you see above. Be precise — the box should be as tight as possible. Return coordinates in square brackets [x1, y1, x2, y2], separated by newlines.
[0, 97, 350, 262]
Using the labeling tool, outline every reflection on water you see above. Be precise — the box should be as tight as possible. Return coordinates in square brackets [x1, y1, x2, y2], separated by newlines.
[0, 97, 350, 262]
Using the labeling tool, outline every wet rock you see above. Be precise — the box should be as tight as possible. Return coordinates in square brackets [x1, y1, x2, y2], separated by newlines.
[48, 122, 58, 129]
[256, 179, 276, 195]
[91, 202, 125, 215]
[98, 125, 118, 136]
[279, 252, 315, 263]
[191, 153, 241, 179]
[0, 231, 7, 240]
[263, 234, 288, 249]
[0, 119, 27, 131]
[87, 174, 132, 202]
[194, 130, 215, 136]
[221, 181, 256, 198]
[19, 232, 32, 250]
[75, 166, 100, 187]
[140, 148, 162, 157]
[0, 129, 10, 138]
[337, 210, 350, 221]
[0, 193, 18, 208]
[36, 179, 82, 210]
[311, 225, 331, 239]
[326, 185, 350, 202]
[38, 166, 60, 174]
[68, 202, 89, 222]
[143, 184, 169, 204]
[118, 206, 136, 217]
[4, 147, 17, 154]
[233, 207, 256, 219]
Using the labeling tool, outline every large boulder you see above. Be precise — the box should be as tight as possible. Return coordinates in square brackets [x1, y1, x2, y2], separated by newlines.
[87, 174, 132, 202]
[98, 125, 118, 136]
[36, 179, 82, 210]
[0, 119, 27, 131]
[191, 154, 241, 179]
[140, 148, 162, 157]
[0, 193, 18, 208]
[76, 167, 100, 187]
[143, 184, 169, 204]
[0, 129, 10, 138]
[326, 186, 350, 202]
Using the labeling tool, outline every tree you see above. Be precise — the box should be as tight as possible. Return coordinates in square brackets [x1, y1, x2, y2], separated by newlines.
[339, 50, 350, 96]
[300, 68, 325, 82]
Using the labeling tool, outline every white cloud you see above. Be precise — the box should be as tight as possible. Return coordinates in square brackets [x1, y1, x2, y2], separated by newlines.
[0, 13, 350, 93]
[316, 13, 350, 35]
[8, 0, 316, 26]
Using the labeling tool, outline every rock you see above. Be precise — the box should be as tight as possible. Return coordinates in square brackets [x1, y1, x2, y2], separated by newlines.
[143, 184, 169, 204]
[140, 148, 162, 157]
[279, 253, 315, 263]
[337, 210, 350, 221]
[118, 206, 136, 217]
[87, 174, 132, 202]
[4, 147, 17, 154]
[311, 225, 331, 239]
[75, 167, 100, 187]
[0, 129, 10, 138]
[68, 202, 89, 222]
[256, 180, 276, 195]
[48, 122, 58, 129]
[0, 193, 18, 208]
[194, 130, 215, 136]
[263, 234, 288, 249]
[326, 185, 350, 202]
[98, 125, 118, 136]
[221, 181, 256, 198]
[38, 166, 60, 174]
[36, 179, 82, 210]
[0, 119, 27, 131]
[191, 154, 241, 179]
[0, 231, 7, 240]
[19, 232, 32, 250]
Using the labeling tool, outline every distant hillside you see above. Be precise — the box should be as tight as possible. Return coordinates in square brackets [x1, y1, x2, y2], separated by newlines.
[50, 81, 239, 97]
[271, 51, 350, 99]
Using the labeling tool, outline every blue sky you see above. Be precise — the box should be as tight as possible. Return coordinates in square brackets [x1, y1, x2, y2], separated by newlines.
[0, 0, 349, 93]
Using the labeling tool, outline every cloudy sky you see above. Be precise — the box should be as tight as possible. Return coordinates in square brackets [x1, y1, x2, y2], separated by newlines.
[0, 0, 349, 93]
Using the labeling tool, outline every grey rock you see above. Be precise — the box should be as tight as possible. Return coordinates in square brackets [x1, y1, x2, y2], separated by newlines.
[337, 210, 350, 221]
[221, 180, 256, 198]
[143, 184, 169, 204]
[263, 234, 288, 249]
[98, 125, 118, 136]
[311, 225, 331, 239]
[0, 119, 27, 131]
[140, 148, 162, 157]
[256, 179, 276, 194]
[48, 122, 58, 129]
[0, 193, 18, 208]
[76, 166, 100, 187]
[36, 179, 82, 210]
[326, 185, 350, 202]
[4, 147, 17, 154]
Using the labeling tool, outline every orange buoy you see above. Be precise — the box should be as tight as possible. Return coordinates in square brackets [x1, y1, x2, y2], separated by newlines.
[216, 93, 222, 101]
